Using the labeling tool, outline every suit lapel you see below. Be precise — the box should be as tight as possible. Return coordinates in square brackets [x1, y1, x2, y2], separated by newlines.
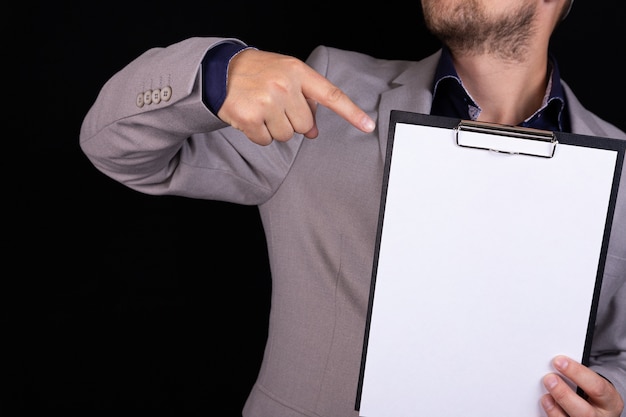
[376, 50, 442, 160]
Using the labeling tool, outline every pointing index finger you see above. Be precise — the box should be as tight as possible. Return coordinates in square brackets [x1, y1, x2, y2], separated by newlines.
[301, 67, 375, 133]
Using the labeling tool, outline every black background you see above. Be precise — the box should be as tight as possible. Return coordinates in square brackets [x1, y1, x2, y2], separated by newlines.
[12, 2, 625, 416]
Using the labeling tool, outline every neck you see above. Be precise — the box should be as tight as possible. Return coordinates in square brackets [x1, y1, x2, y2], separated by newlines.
[449, 50, 550, 126]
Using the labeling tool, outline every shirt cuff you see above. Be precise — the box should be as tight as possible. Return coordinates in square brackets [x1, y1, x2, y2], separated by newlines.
[202, 42, 252, 114]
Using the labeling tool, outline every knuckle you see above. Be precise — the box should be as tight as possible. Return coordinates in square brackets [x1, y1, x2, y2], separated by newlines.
[283, 55, 304, 70]
[548, 381, 569, 404]
[250, 132, 273, 146]
[551, 388, 568, 404]
[325, 85, 345, 104]
[272, 131, 295, 142]
[254, 89, 280, 108]
[291, 116, 315, 135]
[584, 374, 613, 400]
[239, 111, 266, 129]
[596, 379, 625, 413]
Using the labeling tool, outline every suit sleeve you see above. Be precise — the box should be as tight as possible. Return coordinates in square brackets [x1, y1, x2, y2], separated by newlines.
[79, 37, 303, 204]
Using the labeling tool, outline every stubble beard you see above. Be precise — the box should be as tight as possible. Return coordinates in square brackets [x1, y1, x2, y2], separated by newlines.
[422, 0, 537, 62]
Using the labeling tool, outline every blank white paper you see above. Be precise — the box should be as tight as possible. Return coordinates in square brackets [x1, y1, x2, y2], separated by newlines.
[358, 122, 618, 417]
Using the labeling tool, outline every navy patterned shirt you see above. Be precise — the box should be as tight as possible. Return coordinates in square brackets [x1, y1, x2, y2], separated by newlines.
[430, 47, 570, 132]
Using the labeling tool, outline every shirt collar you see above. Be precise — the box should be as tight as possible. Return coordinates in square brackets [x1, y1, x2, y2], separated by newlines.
[431, 47, 567, 131]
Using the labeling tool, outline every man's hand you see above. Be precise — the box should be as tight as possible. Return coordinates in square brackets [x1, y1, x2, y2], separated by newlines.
[217, 48, 376, 145]
[541, 355, 624, 417]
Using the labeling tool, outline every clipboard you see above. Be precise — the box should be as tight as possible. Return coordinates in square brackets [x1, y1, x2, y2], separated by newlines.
[355, 111, 625, 417]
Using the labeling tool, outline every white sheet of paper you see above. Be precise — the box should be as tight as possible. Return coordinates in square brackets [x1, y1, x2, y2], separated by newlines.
[358, 123, 618, 417]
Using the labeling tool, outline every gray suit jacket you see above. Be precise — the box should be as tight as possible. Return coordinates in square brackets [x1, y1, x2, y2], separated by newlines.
[80, 37, 626, 417]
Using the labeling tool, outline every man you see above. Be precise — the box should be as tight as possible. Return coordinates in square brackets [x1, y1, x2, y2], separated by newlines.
[80, 0, 625, 416]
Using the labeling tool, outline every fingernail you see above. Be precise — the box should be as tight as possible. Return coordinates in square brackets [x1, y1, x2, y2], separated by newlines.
[362, 116, 375, 132]
[544, 375, 558, 389]
[541, 395, 556, 411]
[554, 356, 568, 371]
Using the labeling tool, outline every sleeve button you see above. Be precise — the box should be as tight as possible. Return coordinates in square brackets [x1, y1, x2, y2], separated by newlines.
[151, 88, 161, 104]
[143, 90, 153, 105]
[160, 85, 172, 102]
